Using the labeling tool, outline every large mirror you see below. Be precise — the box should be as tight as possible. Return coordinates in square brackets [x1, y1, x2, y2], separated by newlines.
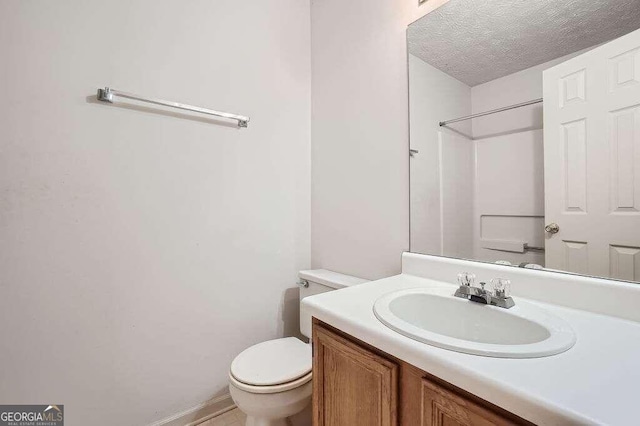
[408, 0, 640, 283]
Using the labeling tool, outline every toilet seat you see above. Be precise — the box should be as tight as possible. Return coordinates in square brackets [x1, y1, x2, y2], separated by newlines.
[229, 370, 312, 394]
[230, 337, 312, 391]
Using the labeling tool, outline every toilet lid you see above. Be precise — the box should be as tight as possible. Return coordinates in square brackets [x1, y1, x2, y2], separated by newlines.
[230, 337, 312, 386]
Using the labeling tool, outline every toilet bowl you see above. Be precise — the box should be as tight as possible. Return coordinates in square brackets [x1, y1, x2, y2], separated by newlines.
[228, 270, 368, 426]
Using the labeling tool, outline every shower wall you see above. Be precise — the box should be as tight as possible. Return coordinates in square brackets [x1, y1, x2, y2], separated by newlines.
[471, 63, 547, 266]
[440, 130, 474, 259]
[470, 49, 594, 266]
[409, 54, 472, 257]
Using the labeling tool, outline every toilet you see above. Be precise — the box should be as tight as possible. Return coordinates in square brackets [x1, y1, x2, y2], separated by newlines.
[228, 269, 368, 426]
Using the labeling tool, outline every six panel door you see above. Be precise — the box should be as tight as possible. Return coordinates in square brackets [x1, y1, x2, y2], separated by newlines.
[543, 28, 640, 280]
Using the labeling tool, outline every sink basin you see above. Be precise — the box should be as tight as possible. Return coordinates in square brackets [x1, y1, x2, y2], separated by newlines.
[373, 287, 576, 358]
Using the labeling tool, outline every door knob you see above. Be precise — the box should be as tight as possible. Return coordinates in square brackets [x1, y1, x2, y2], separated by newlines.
[545, 223, 560, 234]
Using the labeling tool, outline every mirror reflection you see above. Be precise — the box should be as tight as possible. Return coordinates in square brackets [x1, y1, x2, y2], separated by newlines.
[408, 0, 640, 282]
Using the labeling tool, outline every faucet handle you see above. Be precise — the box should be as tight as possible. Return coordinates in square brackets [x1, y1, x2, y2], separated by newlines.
[490, 278, 511, 298]
[457, 272, 476, 287]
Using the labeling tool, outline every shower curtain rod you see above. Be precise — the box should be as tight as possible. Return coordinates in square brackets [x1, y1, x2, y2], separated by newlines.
[439, 98, 543, 127]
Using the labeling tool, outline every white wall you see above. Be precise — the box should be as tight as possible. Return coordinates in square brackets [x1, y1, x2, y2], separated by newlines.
[408, 55, 472, 257]
[0, 1, 310, 425]
[310, 0, 451, 280]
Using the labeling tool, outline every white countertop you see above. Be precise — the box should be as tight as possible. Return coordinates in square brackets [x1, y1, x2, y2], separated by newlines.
[302, 273, 640, 426]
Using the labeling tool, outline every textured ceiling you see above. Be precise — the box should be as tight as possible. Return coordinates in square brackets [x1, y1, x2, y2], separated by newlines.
[408, 0, 640, 86]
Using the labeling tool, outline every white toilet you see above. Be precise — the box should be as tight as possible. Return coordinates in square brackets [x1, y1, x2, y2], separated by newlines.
[228, 269, 368, 426]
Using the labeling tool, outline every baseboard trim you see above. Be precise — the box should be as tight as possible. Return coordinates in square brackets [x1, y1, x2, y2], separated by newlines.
[149, 394, 236, 426]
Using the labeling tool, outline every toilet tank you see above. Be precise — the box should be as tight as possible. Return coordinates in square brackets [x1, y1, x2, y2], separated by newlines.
[298, 269, 369, 339]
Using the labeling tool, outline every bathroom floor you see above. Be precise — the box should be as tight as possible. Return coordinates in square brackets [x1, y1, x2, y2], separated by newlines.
[198, 408, 246, 426]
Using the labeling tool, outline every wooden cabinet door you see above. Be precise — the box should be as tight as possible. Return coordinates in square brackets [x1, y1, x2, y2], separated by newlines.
[421, 378, 518, 426]
[313, 323, 398, 426]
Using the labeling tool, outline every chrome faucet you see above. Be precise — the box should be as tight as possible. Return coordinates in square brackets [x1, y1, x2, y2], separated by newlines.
[454, 273, 515, 309]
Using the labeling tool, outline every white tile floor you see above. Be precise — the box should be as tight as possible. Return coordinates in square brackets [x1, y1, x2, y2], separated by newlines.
[198, 407, 246, 426]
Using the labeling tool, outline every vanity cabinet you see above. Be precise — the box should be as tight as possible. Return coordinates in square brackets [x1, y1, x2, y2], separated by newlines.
[312, 320, 531, 426]
[421, 378, 518, 426]
[312, 321, 398, 426]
